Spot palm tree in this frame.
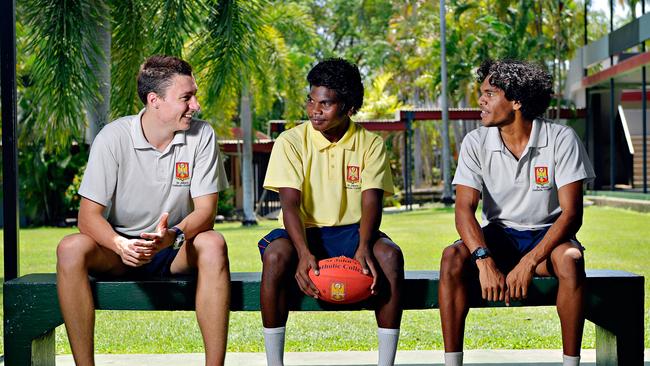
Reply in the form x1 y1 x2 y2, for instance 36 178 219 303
19 0 205 149
19 0 315 225
19 0 106 151
192 0 316 225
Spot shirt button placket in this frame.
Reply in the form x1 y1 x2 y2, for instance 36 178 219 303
157 155 167 182
328 150 335 179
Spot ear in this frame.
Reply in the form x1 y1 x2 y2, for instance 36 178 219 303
512 100 522 111
147 92 161 109
346 108 355 117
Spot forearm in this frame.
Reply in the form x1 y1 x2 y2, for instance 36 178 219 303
524 211 581 266
174 206 216 240
455 206 486 253
454 185 504 276
174 193 219 241
278 188 310 257
359 189 383 248
78 210 124 254
524 180 584 266
282 206 310 256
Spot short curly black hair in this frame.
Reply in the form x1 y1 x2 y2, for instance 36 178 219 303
477 59 553 121
307 58 364 115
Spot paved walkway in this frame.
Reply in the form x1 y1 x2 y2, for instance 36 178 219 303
47 349 650 366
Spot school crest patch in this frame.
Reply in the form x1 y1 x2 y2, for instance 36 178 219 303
174 162 191 186
346 165 361 189
533 166 550 191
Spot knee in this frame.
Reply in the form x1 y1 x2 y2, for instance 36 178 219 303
194 231 229 267
440 244 467 279
262 249 292 269
262 244 294 277
374 244 404 273
555 247 584 282
56 235 91 272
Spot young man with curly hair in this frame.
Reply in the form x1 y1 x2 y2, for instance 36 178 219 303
258 58 404 366
439 59 595 366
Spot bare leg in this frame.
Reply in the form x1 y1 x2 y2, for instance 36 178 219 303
439 241 473 352
535 242 585 357
56 233 126 366
372 238 404 328
172 231 230 366
260 238 297 328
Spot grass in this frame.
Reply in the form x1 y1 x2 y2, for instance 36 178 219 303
0 205 648 354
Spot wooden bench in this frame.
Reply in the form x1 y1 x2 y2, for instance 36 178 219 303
3 270 644 365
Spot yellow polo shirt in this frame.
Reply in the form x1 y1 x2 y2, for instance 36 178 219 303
264 121 393 228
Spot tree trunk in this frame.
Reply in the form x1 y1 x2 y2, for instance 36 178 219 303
240 84 257 225
85 10 111 144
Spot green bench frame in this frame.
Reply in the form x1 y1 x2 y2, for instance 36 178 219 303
3 270 644 365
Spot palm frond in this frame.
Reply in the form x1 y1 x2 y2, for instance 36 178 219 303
191 0 266 114
110 0 152 118
20 0 107 151
151 0 208 57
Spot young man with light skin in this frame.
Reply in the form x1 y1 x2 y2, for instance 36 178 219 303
56 55 230 366
259 58 404 366
439 59 595 366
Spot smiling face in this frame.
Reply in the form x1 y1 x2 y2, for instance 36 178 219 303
478 77 519 128
150 74 200 132
306 85 351 141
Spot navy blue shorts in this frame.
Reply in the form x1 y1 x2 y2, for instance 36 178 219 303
131 245 180 278
258 223 394 259
118 233 180 278
478 223 583 273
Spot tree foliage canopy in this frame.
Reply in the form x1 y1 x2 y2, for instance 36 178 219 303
12 0 610 224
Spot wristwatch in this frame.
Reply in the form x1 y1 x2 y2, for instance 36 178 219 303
471 247 491 261
171 226 185 250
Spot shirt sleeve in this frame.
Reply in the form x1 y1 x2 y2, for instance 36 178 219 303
78 133 118 207
554 127 596 188
452 133 484 191
190 124 227 198
361 135 394 195
263 135 303 192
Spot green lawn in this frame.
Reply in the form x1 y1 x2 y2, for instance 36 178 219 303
0 205 648 354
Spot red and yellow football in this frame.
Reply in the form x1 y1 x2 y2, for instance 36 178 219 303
308 256 373 304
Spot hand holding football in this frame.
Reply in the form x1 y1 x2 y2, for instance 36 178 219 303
308 256 373 304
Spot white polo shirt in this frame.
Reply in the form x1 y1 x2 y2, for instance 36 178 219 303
79 110 229 237
452 118 595 230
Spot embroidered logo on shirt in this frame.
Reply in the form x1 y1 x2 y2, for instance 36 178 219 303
533 166 550 191
174 162 191 186
346 165 361 189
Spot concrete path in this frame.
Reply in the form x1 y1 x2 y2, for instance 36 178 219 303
47 349 650 366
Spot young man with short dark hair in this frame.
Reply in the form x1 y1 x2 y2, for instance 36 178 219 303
439 59 595 366
259 58 404 366
57 55 231 366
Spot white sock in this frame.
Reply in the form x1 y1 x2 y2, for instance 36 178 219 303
263 326 285 366
377 327 400 366
563 354 580 366
444 351 463 366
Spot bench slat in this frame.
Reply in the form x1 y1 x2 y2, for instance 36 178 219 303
3 270 645 366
